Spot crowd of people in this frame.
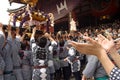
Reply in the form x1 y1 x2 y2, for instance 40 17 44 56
0 19 120 80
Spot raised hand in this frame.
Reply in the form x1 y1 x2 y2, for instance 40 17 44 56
68 36 106 57
44 33 50 38
97 34 115 53
16 28 20 35
31 27 36 38
32 27 36 33
7 24 11 32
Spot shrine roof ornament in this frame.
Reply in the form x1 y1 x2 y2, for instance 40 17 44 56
9 0 38 6
7 0 81 33
8 0 81 21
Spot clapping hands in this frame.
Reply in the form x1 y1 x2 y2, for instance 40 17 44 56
68 34 115 57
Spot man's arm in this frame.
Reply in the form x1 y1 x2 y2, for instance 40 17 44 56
98 50 115 75
108 40 120 68
68 36 115 75
109 48 120 68
20 29 27 42
7 24 12 41
97 34 120 68
31 27 36 39
0 23 5 50
7 19 12 39
15 28 21 42
44 33 55 42
44 33 57 46
30 27 37 52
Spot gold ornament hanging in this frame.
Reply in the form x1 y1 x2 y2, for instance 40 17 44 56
22 0 38 7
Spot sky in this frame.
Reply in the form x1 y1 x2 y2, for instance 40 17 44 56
0 0 24 25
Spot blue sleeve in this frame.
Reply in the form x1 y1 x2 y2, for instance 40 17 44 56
82 55 98 78
0 34 4 50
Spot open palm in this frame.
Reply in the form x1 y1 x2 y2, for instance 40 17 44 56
97 34 115 52
68 36 105 56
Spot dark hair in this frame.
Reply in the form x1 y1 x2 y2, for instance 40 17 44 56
3 25 7 30
59 40 65 47
37 37 47 48
19 28 26 35
24 34 30 41
69 36 73 40
30 25 36 29
11 27 16 31
21 43 27 50
35 30 44 35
